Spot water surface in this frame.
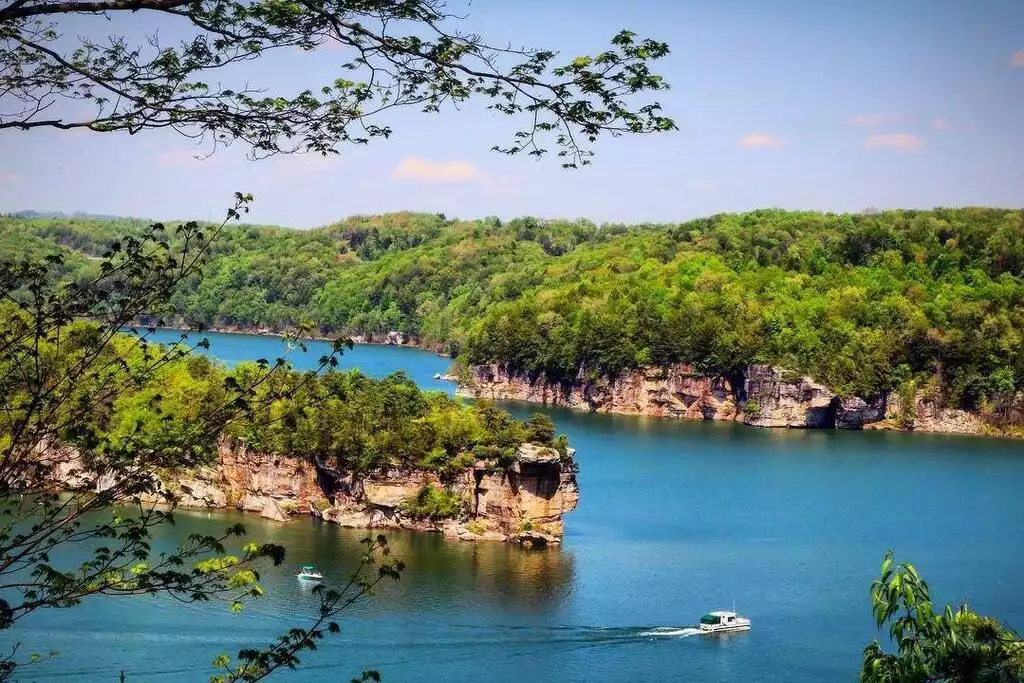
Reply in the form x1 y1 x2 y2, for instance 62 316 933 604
14 331 1024 682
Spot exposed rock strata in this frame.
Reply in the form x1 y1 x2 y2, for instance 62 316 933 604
144 444 322 520
141 441 578 545
463 363 742 421
459 363 1007 437
311 443 578 546
863 395 986 435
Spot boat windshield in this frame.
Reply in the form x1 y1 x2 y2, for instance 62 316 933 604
700 614 720 625
301 565 316 571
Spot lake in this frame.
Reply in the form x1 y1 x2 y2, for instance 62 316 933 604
13 330 1024 682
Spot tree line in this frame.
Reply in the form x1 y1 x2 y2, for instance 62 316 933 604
4 207 1022 412
0 310 560 480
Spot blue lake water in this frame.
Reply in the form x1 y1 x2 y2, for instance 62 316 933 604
12 331 1024 682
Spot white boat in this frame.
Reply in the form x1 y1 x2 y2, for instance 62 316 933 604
296 564 324 581
698 610 751 633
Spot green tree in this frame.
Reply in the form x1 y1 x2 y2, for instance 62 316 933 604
525 413 557 445
5 206 1024 418
861 550 1024 682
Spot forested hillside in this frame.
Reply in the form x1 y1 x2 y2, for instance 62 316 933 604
2 207 1022 411
0 308 558 479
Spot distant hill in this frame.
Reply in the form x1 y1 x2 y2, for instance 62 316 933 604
7 210 137 221
2 207 1023 415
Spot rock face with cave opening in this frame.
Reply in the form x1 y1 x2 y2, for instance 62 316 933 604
458 363 992 436
120 440 579 545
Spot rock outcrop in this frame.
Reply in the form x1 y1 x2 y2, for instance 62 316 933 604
862 395 987 435
741 365 836 428
146 443 323 521
146 441 579 545
310 443 579 546
458 363 1009 437
464 363 741 421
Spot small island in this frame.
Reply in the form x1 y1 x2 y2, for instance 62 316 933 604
44 348 579 546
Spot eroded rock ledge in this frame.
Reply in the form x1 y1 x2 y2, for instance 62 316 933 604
144 441 579 546
458 363 997 437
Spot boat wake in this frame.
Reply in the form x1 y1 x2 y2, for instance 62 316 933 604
636 626 703 638
440 623 705 646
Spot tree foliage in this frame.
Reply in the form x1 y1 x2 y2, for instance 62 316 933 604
525 413 556 445
230 366 552 476
862 550 1024 682
7 207 1023 412
0 0 675 164
399 484 464 520
0 201 409 681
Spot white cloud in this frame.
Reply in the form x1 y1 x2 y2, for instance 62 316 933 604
1011 49 1024 67
931 117 952 132
391 156 488 182
865 133 926 152
737 132 786 149
0 171 16 182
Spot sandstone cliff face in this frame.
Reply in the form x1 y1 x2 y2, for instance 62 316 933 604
309 443 578 546
471 443 580 545
459 363 1002 437
742 365 836 428
862 394 986 435
156 441 578 545
464 363 741 420
148 442 323 521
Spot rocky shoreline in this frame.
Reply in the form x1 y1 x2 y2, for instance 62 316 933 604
135 323 1017 439
458 363 1015 438
137 441 579 546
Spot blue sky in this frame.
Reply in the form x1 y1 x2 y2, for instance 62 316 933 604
1 0 1022 228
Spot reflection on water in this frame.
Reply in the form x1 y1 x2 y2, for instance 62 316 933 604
170 509 575 616
466 541 576 608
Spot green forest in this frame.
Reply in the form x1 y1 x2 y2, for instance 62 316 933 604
2 207 1023 412
0 311 560 482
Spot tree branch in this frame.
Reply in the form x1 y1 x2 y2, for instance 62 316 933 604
0 0 189 22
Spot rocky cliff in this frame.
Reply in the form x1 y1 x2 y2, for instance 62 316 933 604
149 444 323 522
459 363 1000 437
150 441 579 546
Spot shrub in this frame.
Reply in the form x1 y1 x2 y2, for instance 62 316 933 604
897 380 917 429
744 400 762 417
554 434 570 459
525 413 556 445
400 484 464 520
464 520 487 535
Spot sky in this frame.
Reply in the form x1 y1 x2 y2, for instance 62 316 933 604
1 0 1023 228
